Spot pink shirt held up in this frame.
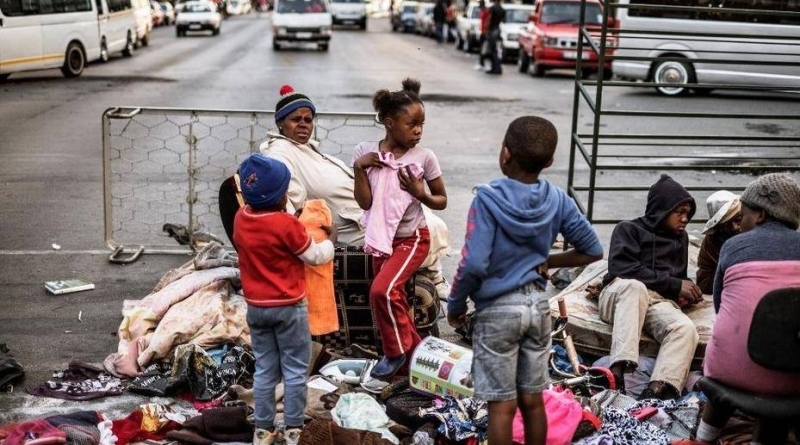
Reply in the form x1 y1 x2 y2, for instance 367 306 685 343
352 141 442 255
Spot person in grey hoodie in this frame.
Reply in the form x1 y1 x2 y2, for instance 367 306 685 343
600 173 702 401
447 116 603 445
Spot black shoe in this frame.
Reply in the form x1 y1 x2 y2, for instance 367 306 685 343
637 388 658 401
371 355 406 380
486 70 502 75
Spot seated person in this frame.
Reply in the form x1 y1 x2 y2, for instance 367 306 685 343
696 190 741 294
691 173 800 444
599 174 702 400
258 85 450 292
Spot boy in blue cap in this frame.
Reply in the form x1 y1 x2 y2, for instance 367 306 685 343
234 153 337 445
447 116 603 445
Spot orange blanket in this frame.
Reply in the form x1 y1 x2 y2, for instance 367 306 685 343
299 199 338 335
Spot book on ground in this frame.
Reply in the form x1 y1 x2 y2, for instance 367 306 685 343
44 279 95 295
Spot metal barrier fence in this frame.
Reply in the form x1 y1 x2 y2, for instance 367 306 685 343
103 107 380 258
568 0 800 224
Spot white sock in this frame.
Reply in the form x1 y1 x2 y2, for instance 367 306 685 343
695 420 721 442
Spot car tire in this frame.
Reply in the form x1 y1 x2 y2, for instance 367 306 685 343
0 74 10 82
213 26 220 35
319 42 329 51
60 41 85 78
141 30 150 47
122 33 134 57
99 38 109 62
273 40 281 50
518 50 530 73
651 57 694 96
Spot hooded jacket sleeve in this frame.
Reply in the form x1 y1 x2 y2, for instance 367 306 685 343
607 223 683 299
559 195 603 257
447 197 496 316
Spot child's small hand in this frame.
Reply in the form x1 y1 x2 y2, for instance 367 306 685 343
399 165 425 199
321 224 338 244
354 153 385 170
447 311 467 328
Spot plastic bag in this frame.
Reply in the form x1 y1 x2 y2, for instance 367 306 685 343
0 343 25 391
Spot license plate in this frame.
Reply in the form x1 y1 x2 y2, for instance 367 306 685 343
189 24 201 29
295 32 312 38
563 51 577 59
342 19 355 24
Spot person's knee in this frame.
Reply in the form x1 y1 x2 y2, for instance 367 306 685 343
518 392 545 412
672 318 699 346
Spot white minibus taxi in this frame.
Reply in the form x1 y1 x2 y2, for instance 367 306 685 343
613 0 800 95
0 0 136 79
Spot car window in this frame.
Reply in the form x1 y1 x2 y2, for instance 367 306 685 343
540 1 602 25
277 0 327 13
505 8 530 23
184 2 211 12
402 4 414 12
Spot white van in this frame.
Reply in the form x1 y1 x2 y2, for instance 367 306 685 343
329 0 367 30
271 0 333 51
0 0 136 79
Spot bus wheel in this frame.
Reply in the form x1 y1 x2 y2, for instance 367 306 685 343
0 74 10 82
122 34 134 57
100 39 110 62
61 42 85 78
652 59 693 96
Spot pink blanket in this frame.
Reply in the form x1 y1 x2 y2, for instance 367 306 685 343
703 260 800 396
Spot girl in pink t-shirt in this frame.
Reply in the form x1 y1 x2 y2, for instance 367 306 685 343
352 78 448 380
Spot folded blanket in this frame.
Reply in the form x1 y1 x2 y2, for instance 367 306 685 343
299 199 338 336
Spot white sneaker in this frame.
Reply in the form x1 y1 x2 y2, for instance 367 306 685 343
253 428 278 445
284 428 302 445
473 64 484 70
435 278 451 301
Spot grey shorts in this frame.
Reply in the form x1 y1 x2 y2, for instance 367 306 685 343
471 284 552 401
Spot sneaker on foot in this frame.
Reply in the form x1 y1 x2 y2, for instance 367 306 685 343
473 64 484 70
284 428 302 445
253 428 278 445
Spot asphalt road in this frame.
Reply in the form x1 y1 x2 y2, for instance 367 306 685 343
1 12 798 421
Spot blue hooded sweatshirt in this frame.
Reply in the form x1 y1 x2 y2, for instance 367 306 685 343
448 178 603 314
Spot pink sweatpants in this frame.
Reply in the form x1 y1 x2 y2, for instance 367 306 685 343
371 228 430 358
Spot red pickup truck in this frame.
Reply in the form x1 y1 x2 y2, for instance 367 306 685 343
517 0 614 78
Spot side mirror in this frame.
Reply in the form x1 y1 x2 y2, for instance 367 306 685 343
607 17 616 28
529 13 537 23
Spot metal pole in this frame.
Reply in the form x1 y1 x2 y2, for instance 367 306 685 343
587 0 610 222
187 111 198 251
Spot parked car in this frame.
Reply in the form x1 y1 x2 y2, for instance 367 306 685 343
160 2 176 24
330 0 368 29
227 0 252 15
415 2 435 36
391 0 418 32
176 0 222 35
454 1 482 52
497 4 532 62
517 0 613 77
271 0 333 51
151 1 165 25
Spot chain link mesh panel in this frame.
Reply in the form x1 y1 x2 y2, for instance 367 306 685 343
103 108 381 253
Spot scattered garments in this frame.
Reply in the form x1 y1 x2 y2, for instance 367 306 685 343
0 343 24 392
419 396 489 443
27 362 122 401
128 343 254 401
299 419 395 445
2 411 101 445
165 406 253 445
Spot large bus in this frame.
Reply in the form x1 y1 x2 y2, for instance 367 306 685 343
0 0 136 80
612 0 800 95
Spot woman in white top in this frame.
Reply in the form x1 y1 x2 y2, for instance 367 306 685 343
259 85 450 287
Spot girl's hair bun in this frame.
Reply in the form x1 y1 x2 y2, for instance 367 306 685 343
401 78 421 95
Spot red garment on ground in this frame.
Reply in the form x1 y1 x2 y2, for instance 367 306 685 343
371 228 430 357
1 420 66 445
112 410 181 445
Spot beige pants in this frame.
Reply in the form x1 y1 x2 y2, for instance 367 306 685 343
598 278 699 392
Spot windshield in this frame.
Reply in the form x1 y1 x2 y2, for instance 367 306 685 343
278 0 328 12
541 1 602 25
184 2 212 12
505 8 531 23
402 4 415 12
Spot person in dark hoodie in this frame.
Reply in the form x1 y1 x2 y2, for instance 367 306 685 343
447 116 603 445
600 173 702 401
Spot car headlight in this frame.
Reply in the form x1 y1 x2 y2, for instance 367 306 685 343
320 25 332 34
274 26 287 35
544 36 559 47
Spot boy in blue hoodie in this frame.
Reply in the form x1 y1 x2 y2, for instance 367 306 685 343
447 116 603 445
